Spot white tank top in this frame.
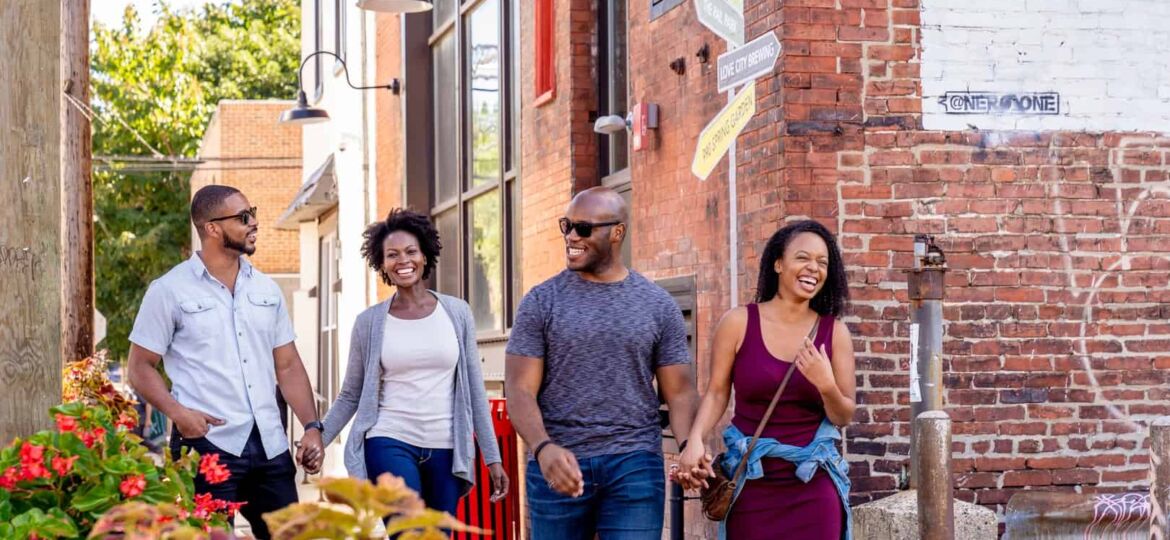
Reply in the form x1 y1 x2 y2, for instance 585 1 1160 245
365 301 458 449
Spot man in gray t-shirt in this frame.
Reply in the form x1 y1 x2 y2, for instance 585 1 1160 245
506 187 700 539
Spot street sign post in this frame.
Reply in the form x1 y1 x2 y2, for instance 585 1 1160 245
694 0 744 47
717 31 781 93
691 81 756 180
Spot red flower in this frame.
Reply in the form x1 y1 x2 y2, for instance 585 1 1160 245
115 413 137 431
55 414 78 433
51 455 79 477
19 462 50 482
19 442 45 465
199 453 231 485
80 427 106 448
193 492 226 519
0 467 18 489
224 500 247 517
119 474 146 498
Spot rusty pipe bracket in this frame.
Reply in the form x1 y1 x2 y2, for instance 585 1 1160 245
907 235 947 301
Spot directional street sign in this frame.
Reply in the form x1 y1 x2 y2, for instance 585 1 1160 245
691 81 756 180
695 0 744 47
717 31 781 93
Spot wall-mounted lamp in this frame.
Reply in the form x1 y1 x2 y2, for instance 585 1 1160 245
279 50 401 125
356 0 433 13
593 103 659 151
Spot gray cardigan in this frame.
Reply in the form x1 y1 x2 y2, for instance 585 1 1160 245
320 292 502 492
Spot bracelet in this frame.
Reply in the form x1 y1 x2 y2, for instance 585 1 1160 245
678 439 689 452
533 440 555 460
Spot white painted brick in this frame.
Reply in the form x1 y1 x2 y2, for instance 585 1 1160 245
921 0 1170 133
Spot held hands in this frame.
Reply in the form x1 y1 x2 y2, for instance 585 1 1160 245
488 463 510 502
174 407 225 438
674 440 715 491
795 337 835 392
296 430 324 474
537 444 584 498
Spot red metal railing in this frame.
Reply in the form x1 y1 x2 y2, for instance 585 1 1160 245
455 398 520 540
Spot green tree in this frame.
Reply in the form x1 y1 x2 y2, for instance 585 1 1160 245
91 0 300 361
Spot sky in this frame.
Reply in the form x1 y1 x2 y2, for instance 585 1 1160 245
90 0 237 30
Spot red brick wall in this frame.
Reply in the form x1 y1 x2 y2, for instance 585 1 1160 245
190 101 303 275
538 0 1170 535
519 0 600 290
375 13 405 300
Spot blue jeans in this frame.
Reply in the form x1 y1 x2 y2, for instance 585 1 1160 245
364 437 462 515
526 450 665 540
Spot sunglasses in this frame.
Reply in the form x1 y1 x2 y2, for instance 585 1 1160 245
559 217 622 238
208 206 258 226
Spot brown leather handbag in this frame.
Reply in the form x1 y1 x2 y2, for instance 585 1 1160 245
700 317 818 521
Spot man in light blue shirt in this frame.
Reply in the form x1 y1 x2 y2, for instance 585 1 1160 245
128 185 323 539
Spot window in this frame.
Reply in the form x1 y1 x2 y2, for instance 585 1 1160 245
430 0 520 334
317 227 340 415
649 0 685 21
599 0 631 267
311 0 324 102
534 0 555 103
334 0 347 67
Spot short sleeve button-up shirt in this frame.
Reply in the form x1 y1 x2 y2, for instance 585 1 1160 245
129 253 295 459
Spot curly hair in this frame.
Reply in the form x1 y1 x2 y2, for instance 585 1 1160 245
361 208 443 285
754 219 849 317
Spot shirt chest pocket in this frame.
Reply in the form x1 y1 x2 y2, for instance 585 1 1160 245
246 293 281 335
178 297 220 339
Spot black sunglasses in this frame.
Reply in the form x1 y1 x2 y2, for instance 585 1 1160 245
559 217 622 238
208 206 258 226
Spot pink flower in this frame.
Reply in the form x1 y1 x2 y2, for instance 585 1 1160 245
119 474 146 498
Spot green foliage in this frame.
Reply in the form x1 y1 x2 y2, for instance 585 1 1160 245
0 402 229 539
91 0 300 361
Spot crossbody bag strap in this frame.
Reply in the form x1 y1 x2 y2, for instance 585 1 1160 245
729 315 820 484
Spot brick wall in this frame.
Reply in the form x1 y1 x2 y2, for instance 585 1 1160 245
537 0 1170 535
190 101 303 275
375 13 405 300
518 0 603 290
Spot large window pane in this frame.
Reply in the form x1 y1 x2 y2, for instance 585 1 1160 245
467 0 501 188
468 190 503 332
434 0 456 28
433 35 459 204
435 210 460 296
609 0 628 172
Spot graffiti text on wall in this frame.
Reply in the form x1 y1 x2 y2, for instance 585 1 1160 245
939 91 1060 116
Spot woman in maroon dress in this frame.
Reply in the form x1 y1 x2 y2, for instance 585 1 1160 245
678 220 856 539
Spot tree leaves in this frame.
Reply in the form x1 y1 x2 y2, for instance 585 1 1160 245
91 0 300 361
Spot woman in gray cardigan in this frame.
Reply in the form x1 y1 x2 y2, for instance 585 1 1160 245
321 209 508 514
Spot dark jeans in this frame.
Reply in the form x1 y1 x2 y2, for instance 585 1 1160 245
526 450 665 540
170 425 298 539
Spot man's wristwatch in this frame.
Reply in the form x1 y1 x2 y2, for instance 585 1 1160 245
303 420 324 433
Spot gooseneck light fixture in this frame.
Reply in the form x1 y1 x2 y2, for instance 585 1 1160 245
356 0 433 13
279 50 401 125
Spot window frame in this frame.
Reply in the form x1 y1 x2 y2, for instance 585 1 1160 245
427 0 520 338
333 0 347 74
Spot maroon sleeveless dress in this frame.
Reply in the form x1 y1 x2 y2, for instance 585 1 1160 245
725 304 843 540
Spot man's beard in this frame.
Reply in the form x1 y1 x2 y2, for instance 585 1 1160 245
223 233 256 256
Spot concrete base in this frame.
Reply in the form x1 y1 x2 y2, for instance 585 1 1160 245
853 490 998 540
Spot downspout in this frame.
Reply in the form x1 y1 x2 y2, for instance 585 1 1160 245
360 7 374 306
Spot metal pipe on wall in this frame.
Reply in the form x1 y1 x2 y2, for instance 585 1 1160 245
908 234 946 488
916 411 955 540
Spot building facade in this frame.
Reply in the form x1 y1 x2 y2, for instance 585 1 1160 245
289 0 1170 536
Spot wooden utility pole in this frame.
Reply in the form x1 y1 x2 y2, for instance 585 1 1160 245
0 1 92 442
61 0 94 364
